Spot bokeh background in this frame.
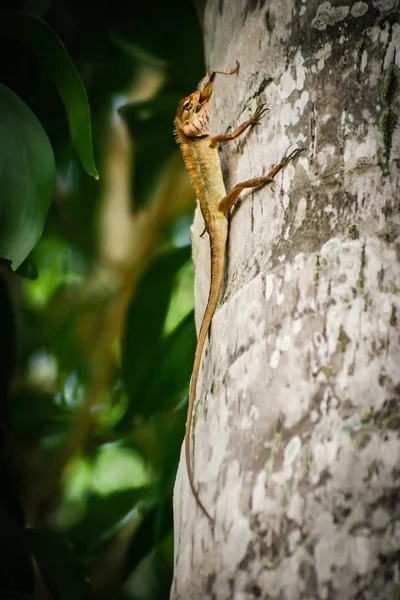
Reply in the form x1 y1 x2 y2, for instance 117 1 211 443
0 1 205 598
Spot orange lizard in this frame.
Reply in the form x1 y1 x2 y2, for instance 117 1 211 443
174 62 303 521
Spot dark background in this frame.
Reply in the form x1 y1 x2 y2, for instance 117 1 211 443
0 0 205 597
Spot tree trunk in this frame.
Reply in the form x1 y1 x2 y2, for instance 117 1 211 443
172 1 400 598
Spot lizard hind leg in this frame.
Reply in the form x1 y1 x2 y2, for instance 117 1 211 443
218 149 304 213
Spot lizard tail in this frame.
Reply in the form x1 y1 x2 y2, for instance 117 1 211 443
185 231 227 522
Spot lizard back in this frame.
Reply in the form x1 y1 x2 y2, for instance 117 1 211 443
174 125 228 521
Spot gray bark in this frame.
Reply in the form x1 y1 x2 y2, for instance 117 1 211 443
172 1 400 598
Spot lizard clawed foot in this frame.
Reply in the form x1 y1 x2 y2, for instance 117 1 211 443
285 148 305 161
231 60 240 75
270 148 304 173
249 103 269 125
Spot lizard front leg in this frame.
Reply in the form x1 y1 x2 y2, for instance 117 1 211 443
218 149 304 213
209 105 268 147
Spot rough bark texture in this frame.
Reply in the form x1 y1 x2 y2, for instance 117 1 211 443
172 1 400 598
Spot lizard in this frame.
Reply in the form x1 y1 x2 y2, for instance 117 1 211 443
174 61 303 522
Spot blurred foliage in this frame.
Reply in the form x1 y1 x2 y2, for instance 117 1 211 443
0 0 204 598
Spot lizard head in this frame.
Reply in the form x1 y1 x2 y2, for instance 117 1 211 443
174 75 214 138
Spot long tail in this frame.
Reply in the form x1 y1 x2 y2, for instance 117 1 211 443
185 230 227 522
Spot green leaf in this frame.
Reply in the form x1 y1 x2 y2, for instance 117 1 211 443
27 529 90 600
123 530 174 599
138 312 196 418
121 246 191 402
0 12 98 179
0 85 55 269
119 311 195 429
66 489 148 555
14 257 39 280
127 406 186 493
0 256 38 280
119 93 180 209
122 498 173 582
